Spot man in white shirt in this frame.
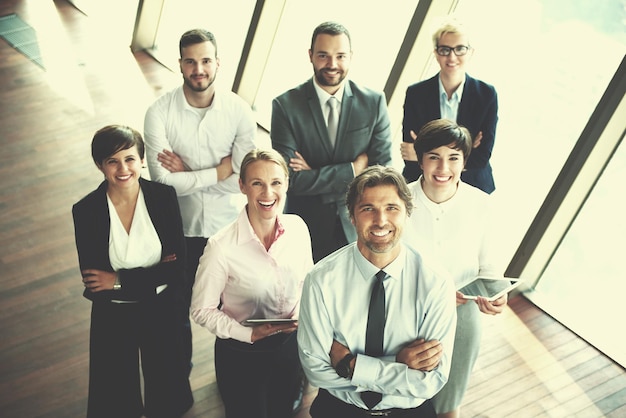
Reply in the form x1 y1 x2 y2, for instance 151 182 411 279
298 165 457 417
144 29 257 374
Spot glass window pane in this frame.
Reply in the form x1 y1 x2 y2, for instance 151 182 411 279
253 0 420 128
536 138 625 366
451 0 626 261
154 0 256 92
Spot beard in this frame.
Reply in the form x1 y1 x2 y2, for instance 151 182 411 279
314 67 346 87
363 231 400 254
183 72 216 92
365 240 396 254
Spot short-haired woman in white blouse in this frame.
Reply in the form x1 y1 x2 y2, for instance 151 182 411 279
403 119 507 418
72 125 193 418
191 148 313 418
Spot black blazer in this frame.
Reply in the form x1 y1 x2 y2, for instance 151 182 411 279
271 78 392 246
402 73 498 193
72 178 187 303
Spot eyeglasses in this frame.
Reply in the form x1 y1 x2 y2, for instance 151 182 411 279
436 45 470 56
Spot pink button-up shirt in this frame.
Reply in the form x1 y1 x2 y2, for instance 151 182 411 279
190 208 313 343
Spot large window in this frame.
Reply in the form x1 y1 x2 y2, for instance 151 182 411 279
534 137 625 365
449 0 626 263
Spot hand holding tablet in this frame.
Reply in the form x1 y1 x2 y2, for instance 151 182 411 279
457 277 522 302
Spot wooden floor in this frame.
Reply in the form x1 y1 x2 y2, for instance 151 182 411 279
0 1 625 417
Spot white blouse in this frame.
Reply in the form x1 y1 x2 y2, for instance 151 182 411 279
403 178 503 289
107 189 163 295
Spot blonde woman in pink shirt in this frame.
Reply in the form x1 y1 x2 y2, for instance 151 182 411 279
191 148 313 418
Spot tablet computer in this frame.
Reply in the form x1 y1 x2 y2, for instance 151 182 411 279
241 318 297 327
457 277 522 302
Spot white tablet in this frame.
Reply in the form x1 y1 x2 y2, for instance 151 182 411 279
457 277 522 302
241 318 297 327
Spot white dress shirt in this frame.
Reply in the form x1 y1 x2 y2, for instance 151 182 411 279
298 243 457 410
190 208 313 343
107 189 165 302
404 178 502 288
313 80 344 126
107 189 162 271
144 86 257 238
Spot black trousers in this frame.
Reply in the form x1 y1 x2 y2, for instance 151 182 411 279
309 212 348 263
87 289 193 418
182 236 209 375
310 388 436 418
214 332 302 418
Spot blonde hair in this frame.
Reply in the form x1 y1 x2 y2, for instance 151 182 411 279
431 16 471 48
239 149 289 182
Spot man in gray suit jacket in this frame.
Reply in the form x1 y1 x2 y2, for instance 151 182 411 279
271 21 392 263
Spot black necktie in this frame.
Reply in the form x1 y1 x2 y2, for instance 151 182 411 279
361 270 386 409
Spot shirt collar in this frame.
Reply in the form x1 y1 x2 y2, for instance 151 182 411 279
313 77 345 106
180 85 221 112
236 206 285 247
351 243 406 283
413 176 460 214
437 74 465 103
274 217 286 241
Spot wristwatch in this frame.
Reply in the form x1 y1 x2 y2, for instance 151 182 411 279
335 353 355 378
113 274 121 290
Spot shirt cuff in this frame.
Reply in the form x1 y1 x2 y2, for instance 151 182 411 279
229 323 254 344
350 353 380 391
196 168 218 188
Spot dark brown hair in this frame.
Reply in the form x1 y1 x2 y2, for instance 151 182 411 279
311 21 351 51
91 125 144 166
179 29 218 57
413 119 473 164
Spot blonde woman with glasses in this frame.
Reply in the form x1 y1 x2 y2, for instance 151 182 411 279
400 16 499 195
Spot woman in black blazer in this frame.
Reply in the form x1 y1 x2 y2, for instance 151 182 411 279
401 17 498 194
72 125 193 418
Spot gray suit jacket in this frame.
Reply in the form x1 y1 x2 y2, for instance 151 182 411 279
271 78 392 260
